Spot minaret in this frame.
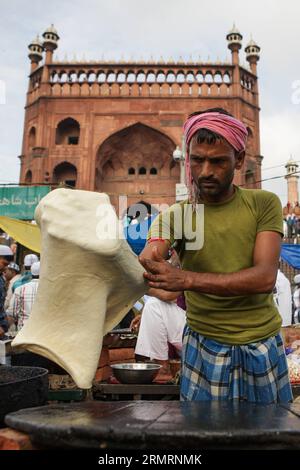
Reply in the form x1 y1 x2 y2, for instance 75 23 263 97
226 24 242 116
41 25 59 85
42 24 59 64
245 38 260 76
285 158 299 205
28 36 43 73
226 24 243 65
245 38 260 108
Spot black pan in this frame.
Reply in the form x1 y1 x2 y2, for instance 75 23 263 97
0 365 48 427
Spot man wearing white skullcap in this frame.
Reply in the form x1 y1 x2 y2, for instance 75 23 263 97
0 245 14 337
12 261 40 332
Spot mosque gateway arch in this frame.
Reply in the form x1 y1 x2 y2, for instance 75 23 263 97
95 123 178 209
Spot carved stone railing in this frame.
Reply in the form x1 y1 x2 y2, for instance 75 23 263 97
27 61 257 105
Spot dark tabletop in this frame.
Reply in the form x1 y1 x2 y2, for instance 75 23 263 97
5 401 300 449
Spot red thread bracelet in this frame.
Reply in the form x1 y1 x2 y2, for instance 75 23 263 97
147 237 167 244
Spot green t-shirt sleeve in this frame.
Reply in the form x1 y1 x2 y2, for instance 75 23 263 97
147 202 185 245
256 191 283 236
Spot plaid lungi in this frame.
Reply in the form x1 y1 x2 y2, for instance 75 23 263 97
180 325 293 403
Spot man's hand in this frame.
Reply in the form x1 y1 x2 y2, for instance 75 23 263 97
130 314 141 333
148 287 182 302
139 246 189 291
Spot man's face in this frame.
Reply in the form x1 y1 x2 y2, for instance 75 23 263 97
189 136 245 202
0 257 9 273
4 268 15 282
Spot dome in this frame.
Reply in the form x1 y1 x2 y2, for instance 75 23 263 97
28 35 43 61
44 24 59 37
43 24 60 41
286 158 298 167
245 38 261 60
226 24 243 41
29 35 43 49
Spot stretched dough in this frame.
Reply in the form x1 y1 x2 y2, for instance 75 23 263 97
12 189 147 389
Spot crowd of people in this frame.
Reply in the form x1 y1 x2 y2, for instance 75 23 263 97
0 245 40 339
284 212 300 239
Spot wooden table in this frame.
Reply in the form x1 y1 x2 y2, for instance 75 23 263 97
5 401 300 450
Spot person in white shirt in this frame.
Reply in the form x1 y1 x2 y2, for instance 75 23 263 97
4 263 21 311
292 274 300 324
11 261 40 332
133 295 186 362
274 269 292 326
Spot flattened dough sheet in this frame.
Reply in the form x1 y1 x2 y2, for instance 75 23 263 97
12 189 147 388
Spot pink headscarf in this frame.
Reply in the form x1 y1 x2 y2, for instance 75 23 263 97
183 112 248 205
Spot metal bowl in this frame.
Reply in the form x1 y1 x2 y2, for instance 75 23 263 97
111 363 162 384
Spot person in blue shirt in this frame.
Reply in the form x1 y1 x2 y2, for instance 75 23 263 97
12 253 39 292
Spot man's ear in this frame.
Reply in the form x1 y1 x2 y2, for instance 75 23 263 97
235 150 245 170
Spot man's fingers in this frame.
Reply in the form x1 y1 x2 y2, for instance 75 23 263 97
140 258 164 274
143 271 165 282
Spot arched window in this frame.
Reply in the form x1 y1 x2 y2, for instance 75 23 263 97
137 72 146 82
127 72 136 83
224 72 231 84
205 72 213 83
88 73 96 83
245 169 255 187
150 167 157 175
55 118 80 145
214 72 223 83
28 127 36 148
196 72 204 83
176 72 185 83
97 72 106 83
157 73 165 83
117 72 126 83
139 167 147 175
128 167 135 175
166 72 176 83
53 162 77 187
25 170 32 184
246 127 253 138
146 73 156 83
186 73 195 83
107 72 116 83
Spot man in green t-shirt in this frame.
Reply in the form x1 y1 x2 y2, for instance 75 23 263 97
139 107 292 403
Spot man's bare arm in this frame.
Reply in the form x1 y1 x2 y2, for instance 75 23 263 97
139 240 170 263
141 232 281 296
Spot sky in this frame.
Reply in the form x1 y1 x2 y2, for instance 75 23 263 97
0 0 300 205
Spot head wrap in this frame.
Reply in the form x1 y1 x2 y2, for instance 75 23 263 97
183 112 248 206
